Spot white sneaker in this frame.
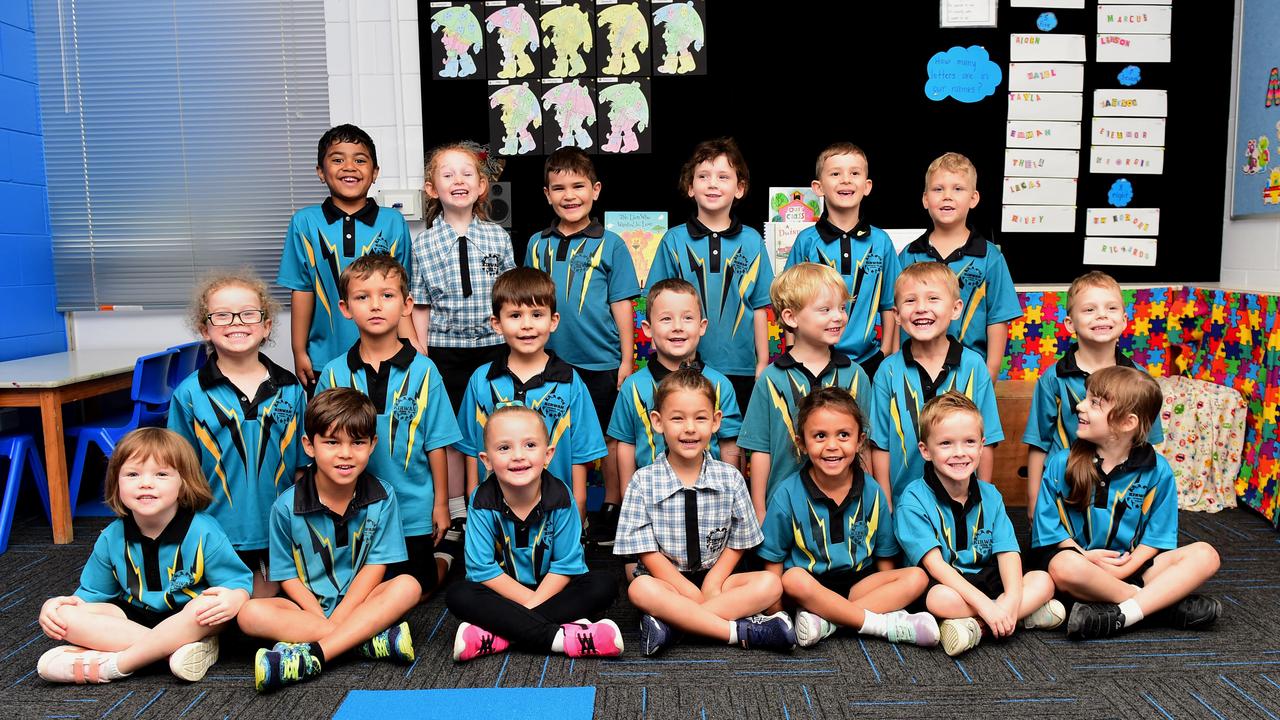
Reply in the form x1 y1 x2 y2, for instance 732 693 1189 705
793 610 837 648
169 636 219 682
940 618 982 657
1024 599 1067 630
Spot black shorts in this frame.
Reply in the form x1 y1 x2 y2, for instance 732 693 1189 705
112 599 178 628
430 344 508 414
928 564 1006 599
387 534 442 592
858 351 885 381
725 374 757 416
1028 545 1159 586
236 548 270 582
573 365 619 435
631 564 709 589
815 565 877 598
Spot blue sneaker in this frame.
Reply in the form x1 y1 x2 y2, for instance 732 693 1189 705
639 614 677 656
736 612 797 651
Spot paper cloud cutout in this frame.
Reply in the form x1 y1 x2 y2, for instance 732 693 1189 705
1118 65 1142 87
925 46 1002 103
1037 12 1057 31
1108 178 1134 208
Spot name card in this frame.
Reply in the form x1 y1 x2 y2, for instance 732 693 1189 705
1090 146 1164 174
1003 177 1079 205
1002 205 1077 233
1092 117 1166 147
1093 89 1168 117
1007 121 1082 149
1008 91 1084 121
1010 34 1087 61
1083 237 1157 267
1086 207 1160 236
1008 63 1085 92
1006 148 1081 178
1097 6 1172 34
1096 34 1171 63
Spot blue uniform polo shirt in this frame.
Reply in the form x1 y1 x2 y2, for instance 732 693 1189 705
645 217 774 376
168 353 307 551
464 471 589 586
785 214 901 365
607 353 741 468
1023 344 1164 455
894 467 1020 575
897 231 1022 361
525 220 641 371
316 339 461 536
455 349 607 486
268 469 408 617
1032 445 1178 552
758 463 899 575
869 338 1004 502
737 350 873 497
277 197 413 371
76 509 253 613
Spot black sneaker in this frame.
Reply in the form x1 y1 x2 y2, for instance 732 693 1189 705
1167 595 1222 630
1066 602 1125 640
736 612 797 651
591 503 621 546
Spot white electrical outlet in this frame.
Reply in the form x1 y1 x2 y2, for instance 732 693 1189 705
378 189 424 221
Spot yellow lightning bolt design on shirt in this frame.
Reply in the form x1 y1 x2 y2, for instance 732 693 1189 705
732 253 761 335
192 417 232 507
404 368 433 471
791 518 817 571
578 240 606 311
633 384 657 461
959 282 987 342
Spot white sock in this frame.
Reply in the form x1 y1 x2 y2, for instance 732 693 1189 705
858 610 888 638
1118 598 1145 627
448 496 468 521
550 629 565 653
102 653 130 680
726 621 738 645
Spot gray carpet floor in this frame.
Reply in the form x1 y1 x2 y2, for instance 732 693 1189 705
0 507 1276 719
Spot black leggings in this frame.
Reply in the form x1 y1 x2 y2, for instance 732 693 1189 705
445 571 618 650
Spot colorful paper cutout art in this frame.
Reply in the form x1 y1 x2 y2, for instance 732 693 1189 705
540 1 596 78
1037 13 1057 31
768 188 823 223
1243 136 1270 175
606 210 668 283
1118 65 1141 87
597 77 652 153
430 3 485 79
764 221 815 273
596 1 651 76
1266 169 1280 206
1269 68 1280 108
489 81 543 156
652 0 706 75
485 3 541 80
541 78 597 151
925 46 1003 103
1108 178 1134 207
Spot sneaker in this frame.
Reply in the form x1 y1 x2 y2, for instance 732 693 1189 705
254 643 321 693
360 621 415 663
169 636 219 681
886 611 941 647
736 611 797 651
639 614 677 656
793 610 837 648
37 647 117 684
561 619 624 658
1066 602 1125 640
452 622 510 662
1024 599 1067 630
1167 594 1223 630
591 503 621 546
939 618 982 657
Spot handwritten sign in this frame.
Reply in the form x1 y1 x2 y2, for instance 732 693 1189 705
926 46 1003 102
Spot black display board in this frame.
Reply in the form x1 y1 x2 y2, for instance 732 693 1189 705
420 2 1234 283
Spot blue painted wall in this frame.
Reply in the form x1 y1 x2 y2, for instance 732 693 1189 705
0 0 65 362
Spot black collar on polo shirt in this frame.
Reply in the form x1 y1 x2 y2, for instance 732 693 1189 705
686 215 743 239
900 336 964 398
292 465 387 519
813 212 870 243
1092 443 1157 508
124 507 196 591
1056 343 1137 378
486 348 575 401
199 352 298 420
540 219 605 240
647 351 704 384
798 462 865 543
472 470 572 547
904 228 988 264
345 339 416 414
321 197 380 226
344 338 416 373
923 464 980 550
773 349 852 386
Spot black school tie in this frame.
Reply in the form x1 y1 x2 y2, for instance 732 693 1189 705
458 236 473 298
683 488 701 570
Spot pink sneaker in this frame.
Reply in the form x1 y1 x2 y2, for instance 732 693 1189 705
452 622 510 662
561 619 624 658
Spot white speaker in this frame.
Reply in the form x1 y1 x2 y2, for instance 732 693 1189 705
490 181 512 228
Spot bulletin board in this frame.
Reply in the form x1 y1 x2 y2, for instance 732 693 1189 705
420 2 1234 283
1231 0 1280 218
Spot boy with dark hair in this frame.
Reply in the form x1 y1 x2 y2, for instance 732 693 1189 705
278 124 415 388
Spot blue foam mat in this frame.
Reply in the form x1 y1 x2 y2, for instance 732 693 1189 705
334 687 596 719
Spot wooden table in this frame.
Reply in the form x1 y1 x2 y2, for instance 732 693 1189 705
0 349 152 544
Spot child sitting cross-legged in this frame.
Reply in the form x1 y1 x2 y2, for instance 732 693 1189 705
447 404 622 661
615 368 796 656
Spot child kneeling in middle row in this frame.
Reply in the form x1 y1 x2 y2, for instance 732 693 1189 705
447 404 622 661
760 387 937 648
616 369 796 656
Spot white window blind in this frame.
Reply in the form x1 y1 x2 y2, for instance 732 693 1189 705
33 0 330 310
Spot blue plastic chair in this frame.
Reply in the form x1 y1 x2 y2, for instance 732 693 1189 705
64 349 177 516
0 434 49 555
167 341 206 390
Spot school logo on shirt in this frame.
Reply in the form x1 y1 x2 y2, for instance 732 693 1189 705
729 252 752 275
863 253 883 276
482 253 504 276
570 252 595 272
168 569 195 593
849 519 868 546
973 527 993 555
392 396 420 423
271 398 296 425
1124 480 1149 510
958 265 985 290
368 237 390 255
706 526 728 554
538 393 569 423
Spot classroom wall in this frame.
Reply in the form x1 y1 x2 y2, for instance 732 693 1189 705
0 0 65 362
1219 0 1280 292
